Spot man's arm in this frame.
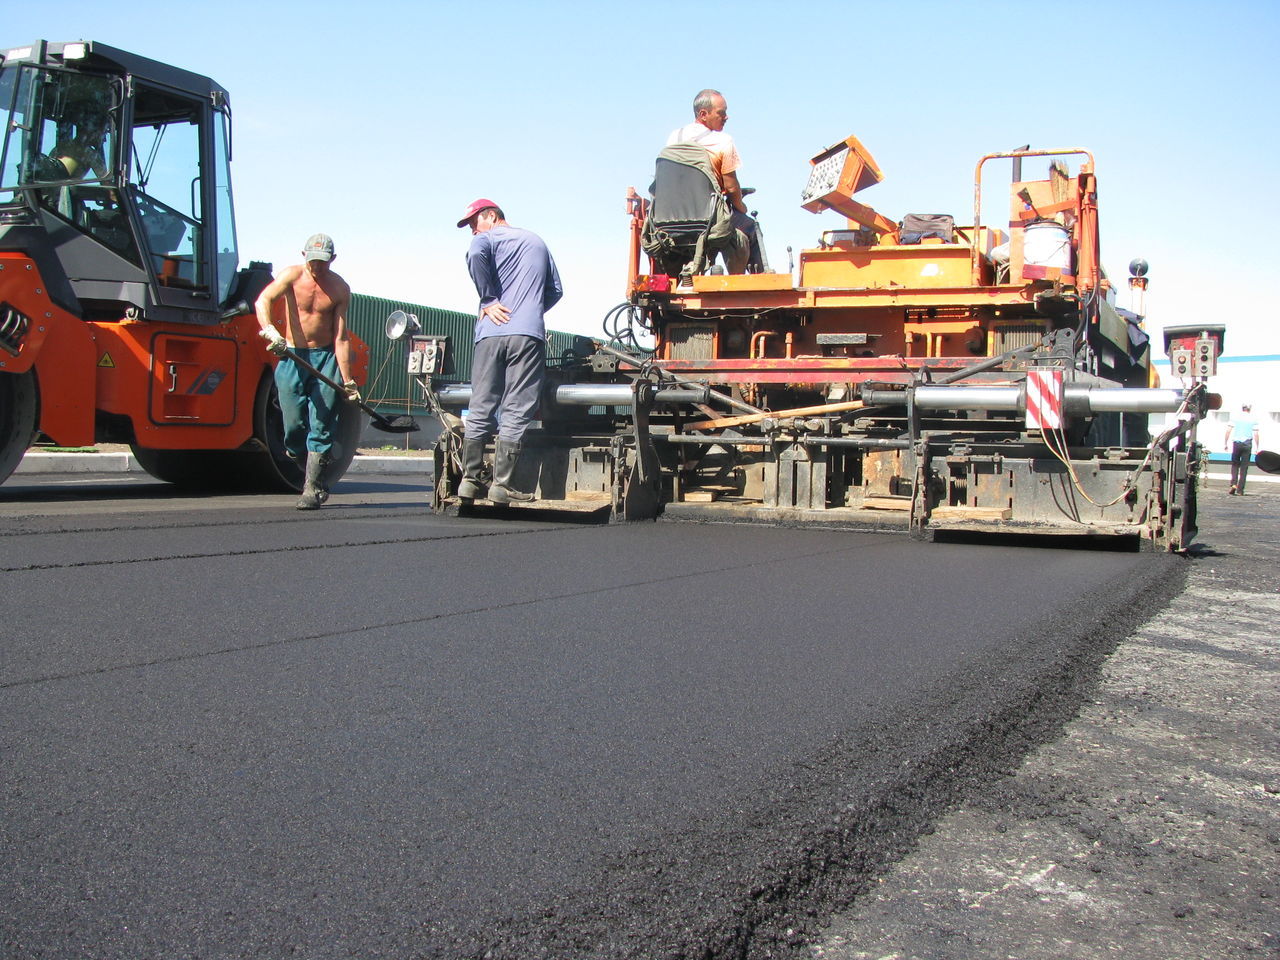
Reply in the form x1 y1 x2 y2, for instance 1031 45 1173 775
467 235 511 324
331 282 354 389
544 256 563 311
254 266 302 354
721 170 748 214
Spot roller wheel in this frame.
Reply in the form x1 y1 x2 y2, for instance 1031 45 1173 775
131 374 360 492
0 370 39 486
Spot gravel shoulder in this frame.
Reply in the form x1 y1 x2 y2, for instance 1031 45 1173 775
811 481 1280 960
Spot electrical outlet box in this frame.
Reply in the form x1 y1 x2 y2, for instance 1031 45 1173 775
1192 336 1218 377
1170 347 1195 379
408 336 446 375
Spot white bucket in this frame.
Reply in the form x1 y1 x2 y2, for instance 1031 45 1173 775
1023 220 1072 270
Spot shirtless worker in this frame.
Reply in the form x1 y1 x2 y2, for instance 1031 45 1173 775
255 233 358 510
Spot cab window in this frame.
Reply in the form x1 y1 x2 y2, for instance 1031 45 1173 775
130 86 205 290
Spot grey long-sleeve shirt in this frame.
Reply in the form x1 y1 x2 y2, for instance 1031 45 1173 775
466 225 563 343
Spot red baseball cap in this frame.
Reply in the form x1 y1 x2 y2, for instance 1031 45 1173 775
457 198 499 228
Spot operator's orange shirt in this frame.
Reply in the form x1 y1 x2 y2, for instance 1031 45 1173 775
666 122 741 190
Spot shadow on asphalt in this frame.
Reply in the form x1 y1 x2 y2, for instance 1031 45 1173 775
0 476 430 504
929 530 1145 552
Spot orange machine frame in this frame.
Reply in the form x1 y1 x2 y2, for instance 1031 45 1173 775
625 140 1105 380
2 252 368 450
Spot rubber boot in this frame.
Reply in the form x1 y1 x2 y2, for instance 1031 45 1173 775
296 451 325 510
315 453 331 505
488 438 535 504
457 438 489 500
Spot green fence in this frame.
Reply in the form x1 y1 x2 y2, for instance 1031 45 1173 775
347 293 594 414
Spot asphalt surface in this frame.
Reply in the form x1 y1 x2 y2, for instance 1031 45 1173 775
811 480 1280 959
0 470 1184 959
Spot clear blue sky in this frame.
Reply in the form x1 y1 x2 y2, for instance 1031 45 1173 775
8 1 1279 357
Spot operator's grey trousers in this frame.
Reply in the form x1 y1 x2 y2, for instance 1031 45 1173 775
464 334 545 442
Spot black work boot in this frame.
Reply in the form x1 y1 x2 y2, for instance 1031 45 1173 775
457 438 489 500
488 438 535 504
296 451 325 510
315 450 332 504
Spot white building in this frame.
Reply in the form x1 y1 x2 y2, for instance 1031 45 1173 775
1150 353 1279 459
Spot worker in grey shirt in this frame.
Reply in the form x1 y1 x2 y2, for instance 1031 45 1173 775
456 198 563 503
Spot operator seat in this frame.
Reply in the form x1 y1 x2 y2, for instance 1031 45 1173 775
641 142 747 283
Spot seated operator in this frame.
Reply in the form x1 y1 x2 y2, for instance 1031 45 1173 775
48 100 110 180
666 88 761 273
31 99 112 224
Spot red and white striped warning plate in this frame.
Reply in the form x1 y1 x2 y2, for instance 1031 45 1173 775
1026 368 1064 430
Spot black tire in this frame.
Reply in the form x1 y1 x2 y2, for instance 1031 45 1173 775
0 370 39 486
131 373 360 492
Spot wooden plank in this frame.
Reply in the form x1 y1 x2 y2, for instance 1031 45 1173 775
564 490 611 502
680 490 721 503
1013 199 1075 220
686 399 865 432
862 496 912 511
930 506 1013 520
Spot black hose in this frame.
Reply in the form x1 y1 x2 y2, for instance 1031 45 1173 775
601 302 654 354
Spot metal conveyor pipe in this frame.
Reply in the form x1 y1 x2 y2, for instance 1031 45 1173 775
864 385 1193 415
432 383 711 408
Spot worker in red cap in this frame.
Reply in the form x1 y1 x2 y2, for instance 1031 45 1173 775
456 200 562 503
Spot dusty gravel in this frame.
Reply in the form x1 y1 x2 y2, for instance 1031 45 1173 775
810 479 1279 960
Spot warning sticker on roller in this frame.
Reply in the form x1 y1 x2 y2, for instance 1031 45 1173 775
1026 368 1063 430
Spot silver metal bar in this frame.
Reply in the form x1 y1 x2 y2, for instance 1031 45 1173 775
866 385 1190 415
1071 388 1188 414
913 386 1022 410
553 384 712 406
658 434 768 445
658 434 911 450
432 383 711 408
434 384 474 406
802 437 913 449
594 342 766 416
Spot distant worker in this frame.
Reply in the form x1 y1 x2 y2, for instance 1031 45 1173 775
255 233 358 510
456 199 562 504
1225 403 1260 495
666 88 761 272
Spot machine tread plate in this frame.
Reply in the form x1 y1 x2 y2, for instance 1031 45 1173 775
924 515 1145 538
662 500 911 532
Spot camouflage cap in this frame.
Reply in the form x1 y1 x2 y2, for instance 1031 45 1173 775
303 233 335 262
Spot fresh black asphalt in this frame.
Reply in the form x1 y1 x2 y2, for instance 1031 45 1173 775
0 475 1183 958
